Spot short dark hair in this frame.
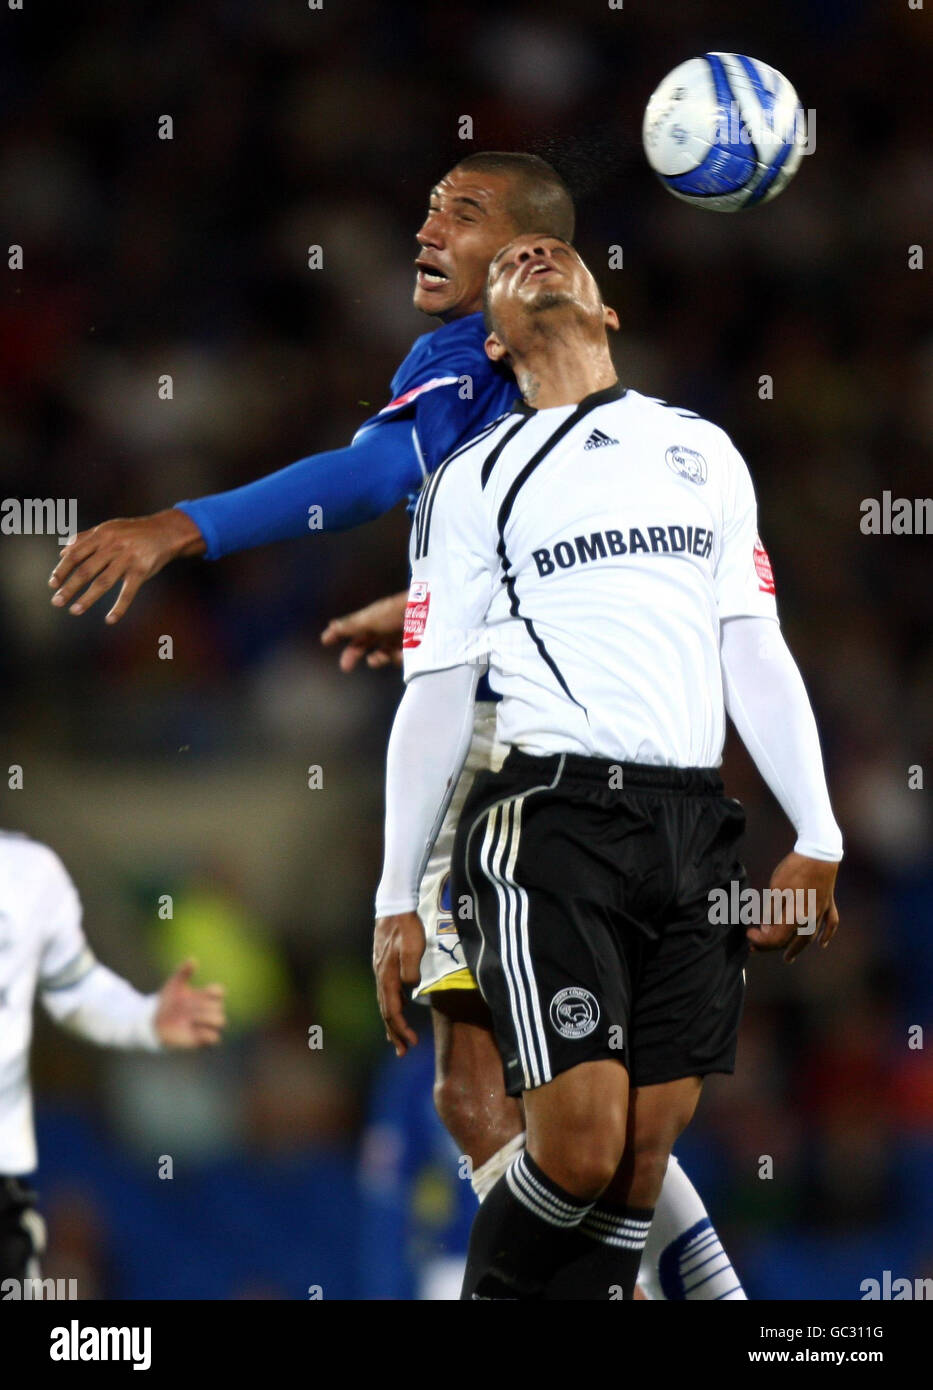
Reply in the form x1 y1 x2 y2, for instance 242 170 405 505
453 151 575 242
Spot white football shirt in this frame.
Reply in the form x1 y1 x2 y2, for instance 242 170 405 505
0 833 160 1175
403 384 778 767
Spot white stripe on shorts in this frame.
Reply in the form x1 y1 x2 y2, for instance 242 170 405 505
481 798 551 1089
462 755 566 1092
479 805 535 1088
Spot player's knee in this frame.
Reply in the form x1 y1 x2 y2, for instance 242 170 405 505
432 1071 477 1150
535 1116 627 1200
433 1069 515 1160
563 1144 623 1200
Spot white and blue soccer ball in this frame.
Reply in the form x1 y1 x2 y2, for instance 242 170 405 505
642 53 805 211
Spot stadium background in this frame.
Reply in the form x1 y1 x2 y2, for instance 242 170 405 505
2 0 931 1299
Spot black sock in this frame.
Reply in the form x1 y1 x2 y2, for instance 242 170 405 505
542 1202 654 1300
461 1152 594 1300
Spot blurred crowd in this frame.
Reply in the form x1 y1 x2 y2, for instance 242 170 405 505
1 0 931 1297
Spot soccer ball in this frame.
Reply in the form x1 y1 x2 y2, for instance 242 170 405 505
642 53 805 212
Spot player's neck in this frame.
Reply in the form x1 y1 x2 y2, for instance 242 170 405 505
512 329 617 411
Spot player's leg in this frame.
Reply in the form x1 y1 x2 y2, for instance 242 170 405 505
638 1152 746 1300
543 1076 702 1300
429 988 523 1173
461 1057 629 1300
628 782 750 1301
453 752 641 1300
430 984 744 1295
428 742 747 1300
551 770 751 1299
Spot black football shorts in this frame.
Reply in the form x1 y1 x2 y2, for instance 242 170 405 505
451 749 750 1096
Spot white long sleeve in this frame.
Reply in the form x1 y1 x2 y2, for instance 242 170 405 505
41 959 162 1051
375 664 480 916
720 616 843 861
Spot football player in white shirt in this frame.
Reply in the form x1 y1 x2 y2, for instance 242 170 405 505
0 831 226 1284
374 234 842 1299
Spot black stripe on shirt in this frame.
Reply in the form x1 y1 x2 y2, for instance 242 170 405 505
495 383 625 537
487 386 627 718
414 416 504 559
481 415 532 489
499 543 589 719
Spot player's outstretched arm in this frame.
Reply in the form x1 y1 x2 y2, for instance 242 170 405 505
720 615 842 963
48 415 423 622
153 958 227 1048
321 590 408 672
49 509 207 624
42 952 224 1049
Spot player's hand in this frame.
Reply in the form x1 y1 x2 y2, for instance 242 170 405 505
154 959 227 1047
745 852 840 963
373 911 424 1056
321 591 408 672
48 508 206 624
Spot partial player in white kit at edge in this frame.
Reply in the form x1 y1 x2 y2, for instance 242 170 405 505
374 234 843 1298
0 831 226 1286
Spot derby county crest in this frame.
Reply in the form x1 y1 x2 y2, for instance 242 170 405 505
665 445 707 485
549 987 600 1039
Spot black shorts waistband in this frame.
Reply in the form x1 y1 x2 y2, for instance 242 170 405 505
502 748 724 795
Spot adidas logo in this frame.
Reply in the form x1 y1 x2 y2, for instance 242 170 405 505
583 428 618 450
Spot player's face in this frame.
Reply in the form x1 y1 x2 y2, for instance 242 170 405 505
485 235 612 348
414 168 521 321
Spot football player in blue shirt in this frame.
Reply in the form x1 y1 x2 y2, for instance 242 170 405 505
49 152 743 1301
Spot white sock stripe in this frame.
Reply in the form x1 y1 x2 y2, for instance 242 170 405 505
604 1240 647 1251
680 1236 723 1271
513 1154 588 1219
587 1226 652 1243
581 1208 652 1249
670 1220 747 1301
584 1212 652 1234
506 1160 587 1228
509 1172 581 1228
683 1251 730 1284
684 1263 732 1295
586 1211 653 1227
683 1227 719 1252
584 1230 648 1250
585 1222 653 1241
506 1173 578 1229
583 1223 650 1234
